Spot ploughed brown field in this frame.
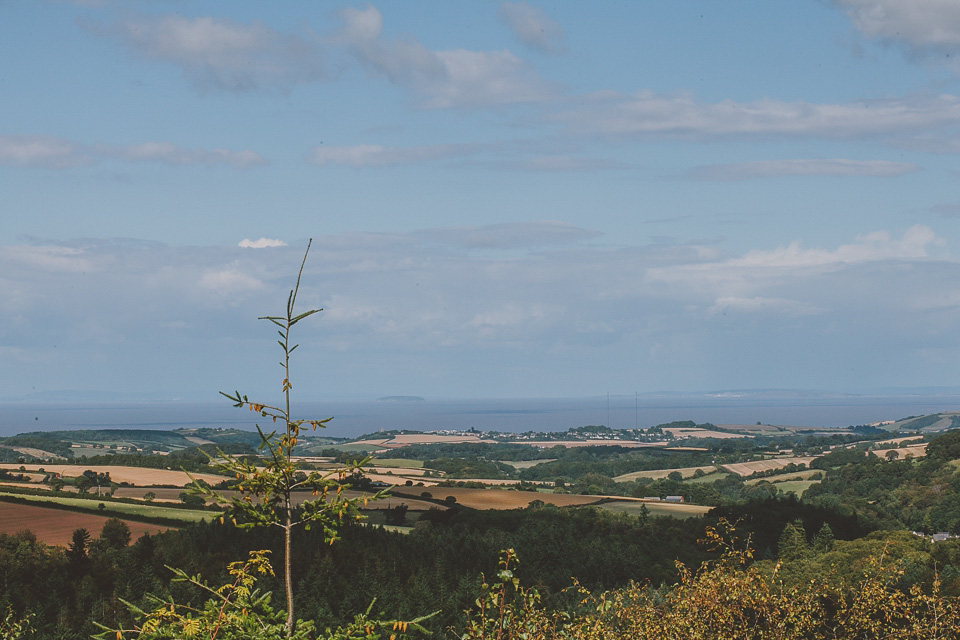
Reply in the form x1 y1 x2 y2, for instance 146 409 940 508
0 502 172 546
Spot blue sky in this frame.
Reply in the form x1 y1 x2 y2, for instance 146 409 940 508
4 1 960 401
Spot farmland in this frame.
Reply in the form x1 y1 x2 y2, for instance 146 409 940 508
870 443 928 459
0 501 172 546
0 491 215 523
613 465 719 482
0 463 226 487
596 500 711 519
722 456 819 477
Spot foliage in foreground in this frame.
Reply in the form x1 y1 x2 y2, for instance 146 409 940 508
459 522 960 640
94 550 433 640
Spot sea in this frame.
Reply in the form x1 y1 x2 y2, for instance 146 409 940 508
2 391 960 439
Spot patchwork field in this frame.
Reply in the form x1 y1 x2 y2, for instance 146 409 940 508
422 487 605 509
662 427 747 440
596 500 712 519
721 457 819 477
870 444 928 459
764 480 818 496
745 469 823 485
355 434 488 448
0 445 62 459
613 465 718 482
498 459 556 469
716 424 792 434
112 487 444 512
0 464 226 487
0 492 215 522
0 501 174 546
369 458 425 469
872 437 926 448
518 439 650 448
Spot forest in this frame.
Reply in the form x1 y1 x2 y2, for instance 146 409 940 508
3 429 960 638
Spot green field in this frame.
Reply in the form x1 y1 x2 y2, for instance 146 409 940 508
370 458 424 469
745 469 823 485
498 459 556 469
681 470 731 484
322 443 385 453
596 500 711 520
767 480 818 496
0 491 217 523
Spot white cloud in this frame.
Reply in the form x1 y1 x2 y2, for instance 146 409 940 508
0 135 264 169
0 135 91 169
198 266 265 295
5 228 960 397
708 296 822 316
687 158 919 180
837 0 960 56
309 144 467 167
111 142 266 167
558 92 960 140
498 3 565 54
648 225 943 300
337 6 554 107
102 14 324 92
239 238 287 248
418 221 599 249
0 245 95 273
505 155 627 172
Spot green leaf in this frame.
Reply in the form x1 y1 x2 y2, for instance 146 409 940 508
289 308 322 325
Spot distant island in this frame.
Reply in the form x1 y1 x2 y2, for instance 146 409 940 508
376 395 426 402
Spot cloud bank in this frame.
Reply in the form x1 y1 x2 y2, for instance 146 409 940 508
2 225 958 397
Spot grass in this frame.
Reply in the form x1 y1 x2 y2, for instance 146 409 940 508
369 458 424 469
596 500 711 520
321 443 385 453
744 469 823 485
0 491 216 523
498 459 556 469
767 480 818 496
683 470 731 484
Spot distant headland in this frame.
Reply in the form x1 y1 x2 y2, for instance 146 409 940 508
376 396 426 403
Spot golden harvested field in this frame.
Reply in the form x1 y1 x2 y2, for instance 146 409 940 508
0 445 62 459
871 444 927 459
0 464 226 487
721 457 819 477
0 501 173 546
613 465 718 482
422 487 606 509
